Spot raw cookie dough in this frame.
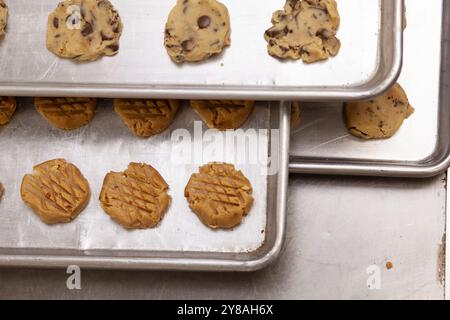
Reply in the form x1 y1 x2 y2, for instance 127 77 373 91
34 97 97 130
291 102 301 128
114 99 180 137
190 100 255 130
46 0 123 61
164 0 231 63
264 0 341 63
0 97 16 126
184 162 254 229
21 159 90 224
344 83 415 140
0 0 8 37
99 163 171 229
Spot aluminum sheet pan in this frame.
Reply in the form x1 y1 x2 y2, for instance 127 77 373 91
289 0 450 178
0 0 402 101
0 101 290 271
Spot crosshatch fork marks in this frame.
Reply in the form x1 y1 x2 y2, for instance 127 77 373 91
20 159 90 224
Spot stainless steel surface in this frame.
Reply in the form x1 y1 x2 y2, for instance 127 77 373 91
0 101 290 271
0 0 402 101
289 0 450 178
0 174 446 299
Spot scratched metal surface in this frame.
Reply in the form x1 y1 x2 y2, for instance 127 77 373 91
0 101 290 271
0 0 402 100
289 0 448 177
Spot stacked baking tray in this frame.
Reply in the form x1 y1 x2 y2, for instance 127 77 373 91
290 0 449 178
0 0 401 100
0 0 406 271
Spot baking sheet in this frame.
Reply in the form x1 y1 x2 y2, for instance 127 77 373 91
289 0 450 177
0 101 290 270
0 0 402 100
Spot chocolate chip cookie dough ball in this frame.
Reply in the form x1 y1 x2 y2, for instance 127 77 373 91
185 162 254 230
0 97 16 126
190 100 255 130
21 159 91 224
46 0 123 61
164 0 231 63
264 0 341 63
0 0 8 37
344 83 415 140
34 97 97 130
99 163 171 229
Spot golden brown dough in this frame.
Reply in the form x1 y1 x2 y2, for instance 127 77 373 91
0 97 16 126
190 100 255 130
21 159 90 224
34 97 97 130
344 83 415 140
114 99 180 137
185 162 254 229
99 163 171 229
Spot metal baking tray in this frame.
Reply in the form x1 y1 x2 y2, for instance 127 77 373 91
289 0 450 178
0 0 402 101
0 101 290 271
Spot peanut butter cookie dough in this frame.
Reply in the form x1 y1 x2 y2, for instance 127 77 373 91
344 83 415 140
0 97 16 126
99 163 171 229
21 159 90 224
46 0 123 61
185 162 254 230
190 100 255 130
264 0 341 63
114 99 180 137
164 0 231 63
34 97 97 130
0 0 8 37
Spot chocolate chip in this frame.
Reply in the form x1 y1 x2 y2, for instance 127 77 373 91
53 17 59 29
107 44 119 52
198 16 211 29
80 6 86 19
316 28 332 39
181 39 194 52
81 22 93 36
265 28 283 38
101 31 114 41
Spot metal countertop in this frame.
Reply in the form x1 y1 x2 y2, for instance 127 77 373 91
0 174 445 299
